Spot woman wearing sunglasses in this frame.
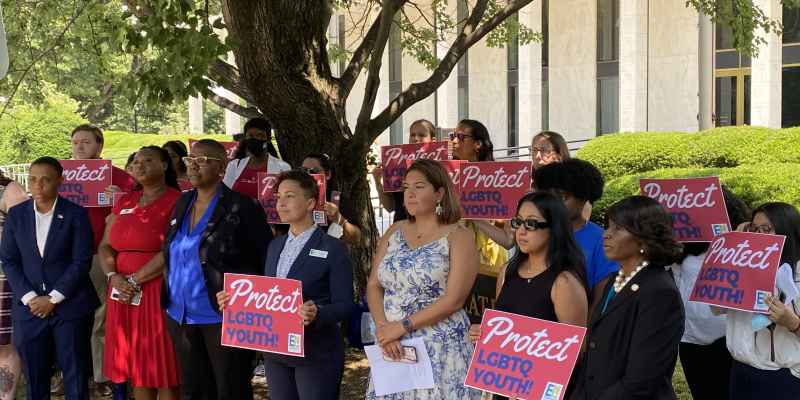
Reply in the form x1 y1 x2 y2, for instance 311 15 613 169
724 202 800 400
469 191 589 399
162 139 273 399
301 153 362 245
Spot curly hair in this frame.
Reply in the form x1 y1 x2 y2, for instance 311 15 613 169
533 158 605 203
607 196 684 267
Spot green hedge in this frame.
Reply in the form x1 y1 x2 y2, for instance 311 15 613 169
577 127 800 180
592 163 800 222
103 131 233 166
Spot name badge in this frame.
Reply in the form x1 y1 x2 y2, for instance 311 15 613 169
309 249 328 259
120 208 135 215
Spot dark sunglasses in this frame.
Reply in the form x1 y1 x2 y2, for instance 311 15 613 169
510 217 550 231
299 167 323 174
448 131 473 141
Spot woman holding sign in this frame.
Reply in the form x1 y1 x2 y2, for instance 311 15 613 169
219 169 354 400
725 202 800 399
571 196 684 400
469 191 589 399
300 153 362 245
98 146 182 400
366 159 481 399
163 139 272 400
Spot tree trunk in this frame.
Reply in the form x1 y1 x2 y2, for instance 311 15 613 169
222 1 376 292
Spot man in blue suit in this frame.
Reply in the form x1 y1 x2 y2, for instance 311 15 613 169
0 157 98 399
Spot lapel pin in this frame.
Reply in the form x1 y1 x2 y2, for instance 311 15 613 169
631 284 639 292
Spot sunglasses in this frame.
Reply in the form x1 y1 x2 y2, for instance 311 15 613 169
746 223 775 234
299 167 323 174
448 131 473 142
182 156 223 166
510 217 551 231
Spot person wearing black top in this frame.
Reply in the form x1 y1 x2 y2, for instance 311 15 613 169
469 191 589 399
570 196 684 400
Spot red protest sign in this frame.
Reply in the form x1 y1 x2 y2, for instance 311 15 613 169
640 177 731 242
189 139 239 160
690 231 785 313
58 159 113 207
465 309 586 400
221 273 305 356
258 173 327 225
403 159 464 194
460 162 531 220
381 142 449 192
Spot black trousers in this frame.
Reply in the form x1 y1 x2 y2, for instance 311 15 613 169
679 338 732 400
15 315 93 400
264 354 344 400
166 318 255 400
730 360 800 400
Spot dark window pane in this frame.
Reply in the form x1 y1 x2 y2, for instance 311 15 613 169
744 75 751 125
597 0 619 61
542 0 549 66
597 77 619 135
542 79 549 131
784 6 800 44
715 50 740 69
783 67 800 127
716 22 735 50
715 76 737 126
784 45 800 65
508 85 518 154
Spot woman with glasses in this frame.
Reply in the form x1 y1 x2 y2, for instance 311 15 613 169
371 119 437 223
469 191 589 399
724 202 800 400
98 146 182 400
163 139 273 399
570 196 684 400
301 153 362 245
531 131 570 170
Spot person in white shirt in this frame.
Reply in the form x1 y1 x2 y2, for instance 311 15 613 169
671 186 750 400
725 202 800 400
223 118 291 197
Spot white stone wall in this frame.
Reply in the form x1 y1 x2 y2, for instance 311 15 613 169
646 1 700 132
750 0 783 128
619 0 648 132
549 0 597 142
468 39 509 149
518 1 544 150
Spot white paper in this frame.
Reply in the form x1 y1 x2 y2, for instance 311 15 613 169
365 337 435 396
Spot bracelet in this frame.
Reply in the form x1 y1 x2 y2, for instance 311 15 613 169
126 275 142 292
791 317 800 334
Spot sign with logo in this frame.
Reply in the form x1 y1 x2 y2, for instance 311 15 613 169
460 162 531 220
381 142 449 192
258 173 327 225
640 177 730 242
58 159 113 207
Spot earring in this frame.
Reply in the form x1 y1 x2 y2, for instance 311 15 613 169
639 248 645 255
435 201 443 216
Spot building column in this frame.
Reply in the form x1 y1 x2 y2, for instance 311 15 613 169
222 54 242 134
188 95 204 134
518 0 543 148
549 0 597 141
435 1 460 134
698 12 714 130
619 0 648 132
750 0 782 128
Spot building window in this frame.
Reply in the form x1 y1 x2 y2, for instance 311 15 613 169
783 6 800 127
596 0 619 135
457 0 470 120
542 0 549 131
507 14 520 155
714 18 751 126
388 22 403 144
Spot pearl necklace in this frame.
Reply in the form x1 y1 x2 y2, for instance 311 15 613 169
613 261 649 293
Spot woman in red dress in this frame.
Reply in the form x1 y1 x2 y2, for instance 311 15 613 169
98 146 181 400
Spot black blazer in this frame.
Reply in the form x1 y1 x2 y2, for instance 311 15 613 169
0 198 99 322
161 184 273 314
264 227 354 366
570 265 684 400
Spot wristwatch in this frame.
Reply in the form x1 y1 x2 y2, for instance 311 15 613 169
401 318 413 334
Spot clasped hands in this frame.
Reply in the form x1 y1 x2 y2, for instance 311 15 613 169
29 296 55 319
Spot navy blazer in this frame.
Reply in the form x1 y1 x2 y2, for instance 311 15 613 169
264 227 354 365
0 197 99 324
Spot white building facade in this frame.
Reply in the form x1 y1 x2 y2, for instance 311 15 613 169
335 0 800 151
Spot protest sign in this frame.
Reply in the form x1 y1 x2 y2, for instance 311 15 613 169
58 159 113 207
258 173 327 225
465 309 586 400
403 159 464 193
640 177 730 242
189 139 239 160
460 162 531 220
690 231 785 313
381 142 449 192
221 273 305 356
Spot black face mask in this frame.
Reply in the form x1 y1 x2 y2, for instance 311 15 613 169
244 138 267 158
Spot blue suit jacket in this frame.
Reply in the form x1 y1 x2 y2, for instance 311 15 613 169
264 227 354 365
0 197 99 326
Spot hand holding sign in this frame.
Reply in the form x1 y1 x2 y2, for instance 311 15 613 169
381 142 449 192
460 162 531 220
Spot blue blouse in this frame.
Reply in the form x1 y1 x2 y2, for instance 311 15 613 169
166 190 222 325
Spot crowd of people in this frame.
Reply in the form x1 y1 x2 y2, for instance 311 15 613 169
0 118 796 400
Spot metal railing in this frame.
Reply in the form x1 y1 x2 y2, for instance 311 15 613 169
493 138 592 160
0 164 30 192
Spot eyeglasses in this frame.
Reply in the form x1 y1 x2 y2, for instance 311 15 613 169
182 156 223 166
531 146 556 155
510 217 551 231
299 167 323 174
746 223 775 234
449 131 473 142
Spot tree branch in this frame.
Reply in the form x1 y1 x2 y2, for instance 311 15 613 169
367 0 533 140
204 92 263 119
207 59 255 104
338 8 384 99
353 0 405 138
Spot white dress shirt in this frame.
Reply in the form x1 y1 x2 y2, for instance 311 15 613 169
21 198 66 306
670 253 727 345
222 155 291 188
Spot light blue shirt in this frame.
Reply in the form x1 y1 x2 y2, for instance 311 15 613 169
275 225 318 278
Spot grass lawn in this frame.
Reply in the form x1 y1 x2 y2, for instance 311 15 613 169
102 131 233 167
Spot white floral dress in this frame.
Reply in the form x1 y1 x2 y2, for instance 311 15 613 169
366 227 481 400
